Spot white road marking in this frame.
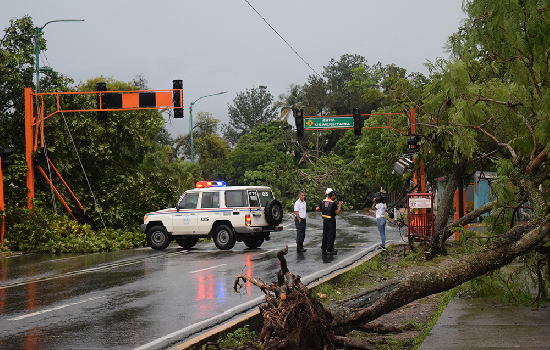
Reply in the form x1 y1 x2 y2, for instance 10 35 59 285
1 251 188 289
188 264 227 274
8 295 107 321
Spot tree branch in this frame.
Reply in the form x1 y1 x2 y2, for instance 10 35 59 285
450 122 517 158
440 200 496 242
526 146 549 172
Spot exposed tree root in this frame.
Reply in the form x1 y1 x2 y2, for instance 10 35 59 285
234 246 375 350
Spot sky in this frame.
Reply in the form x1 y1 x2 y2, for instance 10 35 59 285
2 1 467 137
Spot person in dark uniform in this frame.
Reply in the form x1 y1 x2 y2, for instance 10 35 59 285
316 188 342 255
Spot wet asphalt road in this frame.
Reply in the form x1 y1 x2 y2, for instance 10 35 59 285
0 211 406 350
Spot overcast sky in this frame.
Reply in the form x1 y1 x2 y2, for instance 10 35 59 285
2 1 466 137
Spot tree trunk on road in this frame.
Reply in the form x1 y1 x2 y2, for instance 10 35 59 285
329 214 550 334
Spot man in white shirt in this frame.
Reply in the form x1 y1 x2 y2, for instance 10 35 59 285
294 190 307 252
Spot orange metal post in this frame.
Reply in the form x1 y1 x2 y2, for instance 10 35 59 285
453 189 466 240
24 88 35 209
0 158 4 245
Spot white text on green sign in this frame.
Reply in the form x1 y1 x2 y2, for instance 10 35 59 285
304 117 354 129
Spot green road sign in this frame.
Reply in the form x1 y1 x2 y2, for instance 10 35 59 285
304 116 354 129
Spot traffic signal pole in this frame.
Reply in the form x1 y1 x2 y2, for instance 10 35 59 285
25 88 35 209
23 84 184 218
0 159 4 245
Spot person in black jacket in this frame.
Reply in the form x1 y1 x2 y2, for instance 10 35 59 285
316 188 342 255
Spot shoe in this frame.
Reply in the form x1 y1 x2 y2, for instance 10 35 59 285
322 250 327 255
297 248 307 253
327 249 338 255
380 246 386 251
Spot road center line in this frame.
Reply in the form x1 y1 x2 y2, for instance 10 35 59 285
188 264 227 274
8 295 107 321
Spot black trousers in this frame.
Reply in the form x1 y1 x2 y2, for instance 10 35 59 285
295 218 306 248
322 218 336 251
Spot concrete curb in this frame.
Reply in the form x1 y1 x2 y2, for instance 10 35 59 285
170 244 392 349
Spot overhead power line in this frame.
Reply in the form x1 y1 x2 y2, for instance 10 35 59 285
243 0 321 77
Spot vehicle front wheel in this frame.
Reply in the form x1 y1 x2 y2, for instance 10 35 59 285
175 237 199 249
243 236 264 249
213 225 236 250
146 225 171 250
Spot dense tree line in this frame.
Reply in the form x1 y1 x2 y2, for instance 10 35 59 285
1 0 549 283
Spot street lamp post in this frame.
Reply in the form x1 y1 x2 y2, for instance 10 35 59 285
35 19 84 94
189 91 228 164
34 19 83 213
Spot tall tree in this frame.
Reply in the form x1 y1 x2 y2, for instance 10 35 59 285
224 86 277 145
275 83 304 125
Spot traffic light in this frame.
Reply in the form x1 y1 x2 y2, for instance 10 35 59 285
294 109 304 138
96 82 108 120
0 147 13 169
353 107 362 136
406 136 421 155
173 80 183 118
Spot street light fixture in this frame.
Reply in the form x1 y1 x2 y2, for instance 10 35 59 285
189 91 228 164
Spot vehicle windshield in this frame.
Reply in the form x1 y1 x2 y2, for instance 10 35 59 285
257 190 274 207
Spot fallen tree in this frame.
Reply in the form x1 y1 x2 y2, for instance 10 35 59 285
233 209 549 349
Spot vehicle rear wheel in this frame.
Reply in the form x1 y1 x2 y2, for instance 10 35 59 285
175 237 199 249
265 199 283 225
213 225 235 250
243 236 264 249
146 225 171 250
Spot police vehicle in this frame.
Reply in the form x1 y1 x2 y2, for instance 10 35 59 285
140 181 283 250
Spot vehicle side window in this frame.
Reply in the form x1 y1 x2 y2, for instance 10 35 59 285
179 192 199 209
225 190 247 207
201 192 220 208
248 191 260 207
258 191 274 207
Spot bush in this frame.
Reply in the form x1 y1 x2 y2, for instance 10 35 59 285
4 203 145 253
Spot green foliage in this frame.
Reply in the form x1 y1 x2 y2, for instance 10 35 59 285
454 229 549 306
227 121 299 207
215 325 257 349
5 202 145 253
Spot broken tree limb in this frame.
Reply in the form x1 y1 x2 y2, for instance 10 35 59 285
329 215 550 335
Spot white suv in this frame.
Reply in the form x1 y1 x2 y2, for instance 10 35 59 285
140 182 283 250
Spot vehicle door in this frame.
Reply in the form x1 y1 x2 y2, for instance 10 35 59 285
173 192 200 233
197 191 221 232
224 190 248 223
247 190 263 226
